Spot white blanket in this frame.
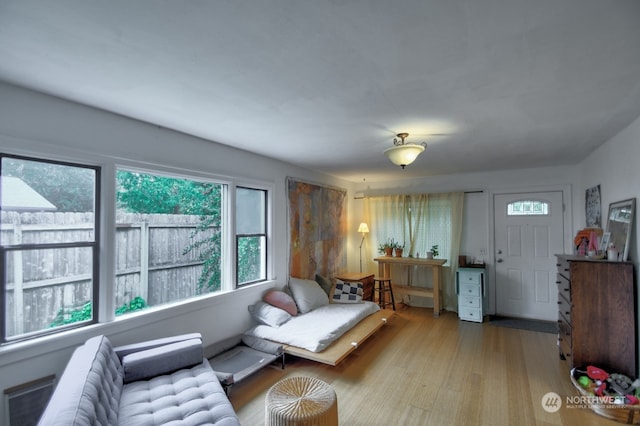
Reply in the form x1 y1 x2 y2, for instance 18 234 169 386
245 301 380 352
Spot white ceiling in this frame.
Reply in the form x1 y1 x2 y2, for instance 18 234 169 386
1 1 640 183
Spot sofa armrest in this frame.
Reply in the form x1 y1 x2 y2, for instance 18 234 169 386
242 334 283 356
121 338 203 383
114 332 202 361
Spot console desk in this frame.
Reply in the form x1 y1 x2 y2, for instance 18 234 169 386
373 256 447 317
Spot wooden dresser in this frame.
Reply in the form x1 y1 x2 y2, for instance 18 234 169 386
556 255 637 378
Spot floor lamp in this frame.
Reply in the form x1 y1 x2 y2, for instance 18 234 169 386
358 222 369 273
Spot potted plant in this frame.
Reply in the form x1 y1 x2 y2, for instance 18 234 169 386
394 242 405 257
377 238 395 256
427 244 439 259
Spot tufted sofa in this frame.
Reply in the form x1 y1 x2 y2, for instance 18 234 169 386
38 333 240 425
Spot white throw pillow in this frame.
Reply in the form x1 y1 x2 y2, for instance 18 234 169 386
331 280 364 304
248 301 292 327
288 277 329 314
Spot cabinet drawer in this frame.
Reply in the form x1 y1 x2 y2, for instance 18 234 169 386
458 271 481 285
459 295 480 309
459 307 482 322
459 283 480 297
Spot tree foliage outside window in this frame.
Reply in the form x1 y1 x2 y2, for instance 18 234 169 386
116 170 223 296
2 157 95 212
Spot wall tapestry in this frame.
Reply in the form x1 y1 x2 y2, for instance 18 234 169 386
287 178 347 279
585 184 602 228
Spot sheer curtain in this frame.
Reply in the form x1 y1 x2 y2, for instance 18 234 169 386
364 192 464 310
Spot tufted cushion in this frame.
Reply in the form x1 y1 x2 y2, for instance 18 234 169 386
119 360 239 425
38 335 123 426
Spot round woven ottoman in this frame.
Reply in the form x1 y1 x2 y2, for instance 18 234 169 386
265 376 338 425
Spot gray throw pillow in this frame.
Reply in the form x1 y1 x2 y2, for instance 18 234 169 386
315 274 333 296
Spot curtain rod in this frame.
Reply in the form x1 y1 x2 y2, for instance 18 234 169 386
353 190 484 200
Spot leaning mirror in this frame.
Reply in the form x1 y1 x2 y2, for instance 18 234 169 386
605 198 635 261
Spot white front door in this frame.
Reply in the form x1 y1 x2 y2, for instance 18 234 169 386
494 191 565 320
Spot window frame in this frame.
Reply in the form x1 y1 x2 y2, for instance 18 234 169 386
0 149 274 346
113 165 231 314
235 186 268 287
0 153 101 344
506 199 550 216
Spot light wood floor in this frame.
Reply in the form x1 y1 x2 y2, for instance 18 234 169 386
229 306 618 425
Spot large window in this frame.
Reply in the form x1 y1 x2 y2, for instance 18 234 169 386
236 187 267 286
115 169 224 314
0 155 99 343
366 192 464 262
0 153 271 344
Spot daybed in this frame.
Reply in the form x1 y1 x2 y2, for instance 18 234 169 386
39 333 240 426
245 277 395 366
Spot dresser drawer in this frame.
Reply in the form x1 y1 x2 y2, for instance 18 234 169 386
558 292 571 323
459 283 480 297
458 271 481 285
558 318 572 359
556 257 571 279
459 306 482 322
459 295 480 309
556 273 570 294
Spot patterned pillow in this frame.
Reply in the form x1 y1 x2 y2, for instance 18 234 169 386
331 280 364 304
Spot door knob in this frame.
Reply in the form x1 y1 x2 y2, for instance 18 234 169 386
497 249 503 254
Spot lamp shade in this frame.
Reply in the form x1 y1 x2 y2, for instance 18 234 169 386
357 222 369 234
384 144 425 168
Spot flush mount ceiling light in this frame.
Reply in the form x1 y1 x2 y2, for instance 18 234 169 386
384 133 427 169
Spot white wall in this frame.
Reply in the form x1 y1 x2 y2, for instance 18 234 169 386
577 114 640 267
0 82 353 420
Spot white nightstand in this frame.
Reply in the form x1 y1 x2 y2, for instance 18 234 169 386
456 268 485 323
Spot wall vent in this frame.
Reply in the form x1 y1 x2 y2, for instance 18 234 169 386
4 375 55 426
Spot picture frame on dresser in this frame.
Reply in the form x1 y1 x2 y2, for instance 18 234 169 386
604 198 635 261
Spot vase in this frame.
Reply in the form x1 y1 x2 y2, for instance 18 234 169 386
426 252 433 259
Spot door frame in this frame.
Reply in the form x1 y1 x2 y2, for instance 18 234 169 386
487 184 573 316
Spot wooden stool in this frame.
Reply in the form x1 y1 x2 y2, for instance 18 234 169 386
265 376 338 425
374 276 395 311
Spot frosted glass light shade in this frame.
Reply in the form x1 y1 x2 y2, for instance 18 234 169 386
384 144 425 168
357 222 369 234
